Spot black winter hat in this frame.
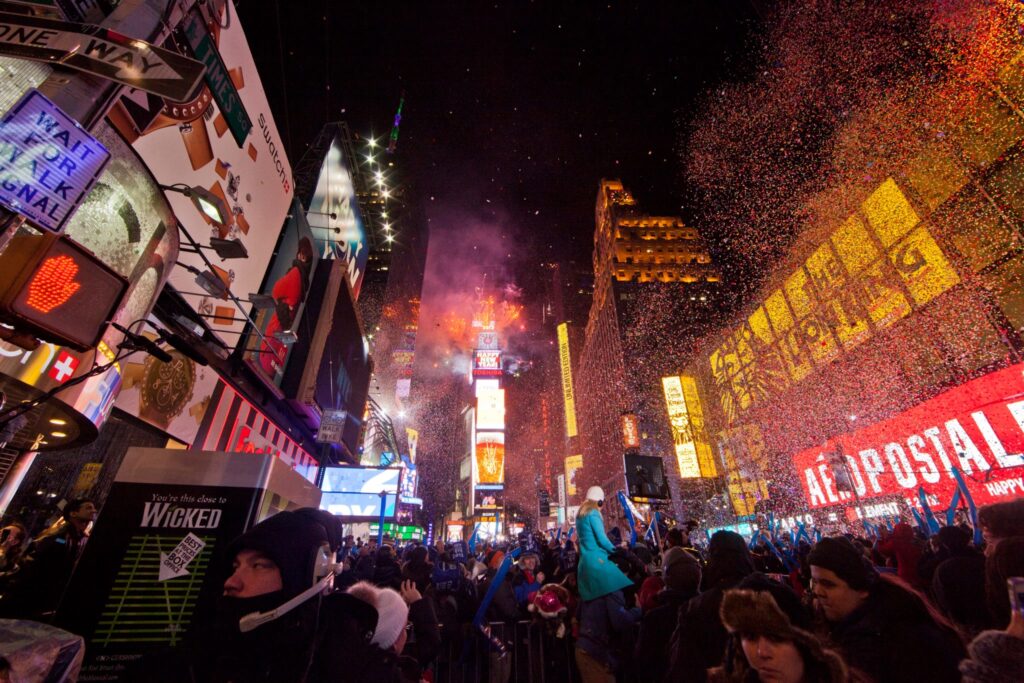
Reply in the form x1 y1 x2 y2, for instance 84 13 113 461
227 509 331 599
807 536 878 590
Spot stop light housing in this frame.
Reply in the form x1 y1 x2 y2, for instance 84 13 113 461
0 231 128 351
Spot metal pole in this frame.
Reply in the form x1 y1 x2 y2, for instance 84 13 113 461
377 491 387 545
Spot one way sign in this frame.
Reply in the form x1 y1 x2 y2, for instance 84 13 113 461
0 12 205 102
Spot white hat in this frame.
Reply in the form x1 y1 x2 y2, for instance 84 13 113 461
586 486 605 502
347 581 409 650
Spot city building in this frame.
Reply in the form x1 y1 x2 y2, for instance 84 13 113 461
574 180 721 516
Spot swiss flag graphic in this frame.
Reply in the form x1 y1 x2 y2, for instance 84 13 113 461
48 351 79 383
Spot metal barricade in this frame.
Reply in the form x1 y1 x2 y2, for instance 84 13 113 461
433 620 580 683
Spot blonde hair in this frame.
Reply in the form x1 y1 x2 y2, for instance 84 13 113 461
579 499 601 518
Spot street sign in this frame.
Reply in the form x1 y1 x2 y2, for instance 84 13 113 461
316 409 346 444
0 11 206 101
181 12 251 146
0 89 110 233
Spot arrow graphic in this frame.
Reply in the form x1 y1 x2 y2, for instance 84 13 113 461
158 532 206 582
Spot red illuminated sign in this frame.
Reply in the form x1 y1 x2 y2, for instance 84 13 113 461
473 349 502 377
47 350 79 383
793 363 1024 510
0 232 127 350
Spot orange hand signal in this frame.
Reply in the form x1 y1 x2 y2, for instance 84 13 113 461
26 255 81 313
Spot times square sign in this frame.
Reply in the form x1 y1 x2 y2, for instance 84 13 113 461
794 362 1024 510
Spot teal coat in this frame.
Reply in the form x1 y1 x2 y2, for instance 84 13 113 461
575 509 633 601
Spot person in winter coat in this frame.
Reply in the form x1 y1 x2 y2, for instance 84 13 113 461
575 486 640 682
373 545 403 590
667 529 757 682
709 588 853 683
0 499 96 621
875 523 924 590
634 546 701 682
959 608 1024 682
576 486 633 602
983 535 1024 629
808 536 965 683
928 526 991 638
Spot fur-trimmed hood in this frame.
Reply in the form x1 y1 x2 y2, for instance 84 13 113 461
716 589 849 683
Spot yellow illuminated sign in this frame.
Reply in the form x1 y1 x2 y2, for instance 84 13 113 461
663 376 701 478
564 454 583 496
557 323 578 438
708 178 961 425
680 376 717 477
476 388 505 431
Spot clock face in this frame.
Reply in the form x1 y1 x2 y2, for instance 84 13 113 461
140 351 196 421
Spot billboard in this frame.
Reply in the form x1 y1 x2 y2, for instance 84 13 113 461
108 5 293 347
621 412 640 450
303 129 369 300
474 486 503 510
707 178 960 426
475 431 505 485
564 454 583 496
623 453 670 500
557 323 578 438
473 349 502 377
476 386 505 431
663 376 701 478
320 465 401 520
242 198 318 387
793 362 1024 510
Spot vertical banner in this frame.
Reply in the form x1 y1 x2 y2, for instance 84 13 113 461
557 323 578 438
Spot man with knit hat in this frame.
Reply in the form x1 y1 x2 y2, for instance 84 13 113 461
809 535 965 683
167 508 380 683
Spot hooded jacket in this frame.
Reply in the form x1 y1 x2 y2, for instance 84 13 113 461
667 531 756 682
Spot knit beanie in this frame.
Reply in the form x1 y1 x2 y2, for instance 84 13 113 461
346 581 410 650
662 546 701 593
227 509 330 598
807 537 878 590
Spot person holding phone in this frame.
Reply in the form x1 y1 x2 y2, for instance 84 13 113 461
959 577 1024 682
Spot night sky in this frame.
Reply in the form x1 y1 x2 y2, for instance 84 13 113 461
238 1 762 269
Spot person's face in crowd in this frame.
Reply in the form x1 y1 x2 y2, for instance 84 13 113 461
810 566 868 622
69 502 98 529
523 555 538 572
1 525 24 550
224 550 283 598
740 634 805 683
981 525 997 557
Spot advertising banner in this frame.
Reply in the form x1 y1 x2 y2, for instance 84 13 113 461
476 386 505 431
473 349 502 377
108 5 293 347
663 376 702 478
475 431 505 485
564 454 583 496
793 362 1024 510
242 198 317 387
303 129 368 300
557 323 578 437
621 412 640 450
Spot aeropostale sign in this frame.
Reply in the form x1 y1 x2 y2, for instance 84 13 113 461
794 362 1024 510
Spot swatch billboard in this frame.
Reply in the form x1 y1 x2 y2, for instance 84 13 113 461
794 362 1024 510
107 5 293 347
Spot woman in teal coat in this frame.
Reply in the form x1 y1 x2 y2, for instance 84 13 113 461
575 486 633 602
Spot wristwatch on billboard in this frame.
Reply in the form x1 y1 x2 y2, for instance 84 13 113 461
138 351 197 430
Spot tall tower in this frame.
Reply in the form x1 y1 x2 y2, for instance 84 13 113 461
574 180 720 515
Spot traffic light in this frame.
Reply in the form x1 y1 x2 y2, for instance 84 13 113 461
0 231 128 351
538 489 551 517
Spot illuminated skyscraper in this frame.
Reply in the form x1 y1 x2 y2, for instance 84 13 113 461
574 180 720 512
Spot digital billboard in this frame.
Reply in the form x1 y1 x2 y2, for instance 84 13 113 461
242 198 318 387
623 454 670 500
475 431 505 485
564 454 583 496
109 4 294 347
303 129 369 300
793 362 1024 510
320 465 401 520
474 486 503 510
663 376 701 478
473 349 502 377
707 178 961 426
621 412 640 450
476 386 505 431
557 323 578 438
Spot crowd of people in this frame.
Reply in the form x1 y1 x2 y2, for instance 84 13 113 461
0 490 1023 682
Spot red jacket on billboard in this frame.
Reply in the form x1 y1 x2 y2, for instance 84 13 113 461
793 363 1024 511
259 237 312 376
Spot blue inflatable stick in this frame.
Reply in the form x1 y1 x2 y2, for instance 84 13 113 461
951 466 983 546
945 487 962 528
917 487 940 536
